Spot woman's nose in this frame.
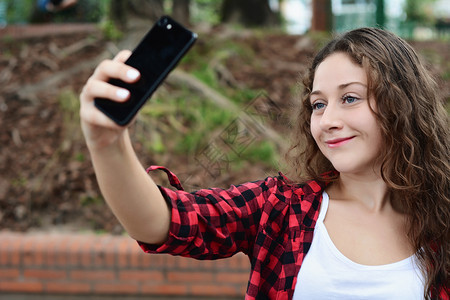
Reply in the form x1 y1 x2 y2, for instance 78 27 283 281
319 103 343 131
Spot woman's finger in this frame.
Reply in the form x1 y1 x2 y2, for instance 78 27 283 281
91 59 140 83
113 50 132 62
81 79 130 103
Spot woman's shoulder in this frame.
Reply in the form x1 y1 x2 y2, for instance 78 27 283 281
147 165 332 206
274 171 335 194
198 170 335 202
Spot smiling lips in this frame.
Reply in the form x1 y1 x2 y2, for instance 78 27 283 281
325 136 355 148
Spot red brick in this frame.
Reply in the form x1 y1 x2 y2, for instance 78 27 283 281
0 234 13 266
0 241 8 265
9 238 21 265
0 281 43 293
214 257 230 269
80 241 93 267
145 253 165 267
0 232 251 297
119 270 164 282
164 254 180 269
130 248 143 268
103 247 115 266
140 251 153 268
118 240 129 267
108 242 120 267
68 237 82 266
24 269 67 280
46 282 91 294
55 238 70 266
22 239 34 266
141 283 188 295
176 256 191 269
167 271 214 282
92 239 107 267
216 271 249 284
176 255 208 269
30 236 43 266
228 253 250 270
33 242 45 266
45 238 58 266
195 259 214 270
0 269 20 279
94 283 139 294
70 270 116 281
92 235 108 268
190 284 240 296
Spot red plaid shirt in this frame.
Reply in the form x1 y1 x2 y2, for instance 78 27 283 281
138 166 449 299
138 166 330 299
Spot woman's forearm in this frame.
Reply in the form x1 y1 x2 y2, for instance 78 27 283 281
88 131 170 244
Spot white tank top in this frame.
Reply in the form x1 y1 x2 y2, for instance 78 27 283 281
293 192 425 299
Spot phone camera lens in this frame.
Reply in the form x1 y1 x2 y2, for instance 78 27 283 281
158 17 168 27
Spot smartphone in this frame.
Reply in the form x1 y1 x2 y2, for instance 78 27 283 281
94 16 197 125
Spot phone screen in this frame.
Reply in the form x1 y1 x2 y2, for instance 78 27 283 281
95 16 197 125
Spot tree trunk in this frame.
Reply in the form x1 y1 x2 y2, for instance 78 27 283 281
375 0 385 28
109 0 127 31
220 0 279 27
311 0 332 32
172 0 191 26
109 0 164 49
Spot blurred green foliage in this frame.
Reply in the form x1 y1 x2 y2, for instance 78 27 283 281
100 19 123 41
404 0 437 25
2 0 105 24
1 0 224 25
191 0 222 25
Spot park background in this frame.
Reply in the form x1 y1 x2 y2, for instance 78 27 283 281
0 0 449 299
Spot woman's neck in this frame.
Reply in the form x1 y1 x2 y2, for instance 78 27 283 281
328 173 390 213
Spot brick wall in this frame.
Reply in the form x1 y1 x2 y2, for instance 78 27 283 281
0 231 250 298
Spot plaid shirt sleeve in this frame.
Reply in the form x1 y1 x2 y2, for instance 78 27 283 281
138 165 294 260
138 166 328 299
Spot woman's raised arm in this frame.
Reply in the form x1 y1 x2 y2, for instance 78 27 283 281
79 50 170 244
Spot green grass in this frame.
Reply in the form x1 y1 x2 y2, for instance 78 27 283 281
133 33 281 173
53 30 282 179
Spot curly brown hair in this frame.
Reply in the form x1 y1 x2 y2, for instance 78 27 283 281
288 27 449 299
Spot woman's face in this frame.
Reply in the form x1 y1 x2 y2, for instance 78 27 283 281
310 52 383 176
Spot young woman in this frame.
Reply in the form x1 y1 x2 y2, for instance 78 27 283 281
80 27 449 299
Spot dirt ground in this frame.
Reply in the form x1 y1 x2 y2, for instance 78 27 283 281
1 23 448 234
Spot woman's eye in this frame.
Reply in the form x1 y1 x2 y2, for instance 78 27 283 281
311 102 325 110
342 95 359 104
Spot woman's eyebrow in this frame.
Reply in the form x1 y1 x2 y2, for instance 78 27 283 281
310 81 367 96
310 90 322 96
338 81 367 89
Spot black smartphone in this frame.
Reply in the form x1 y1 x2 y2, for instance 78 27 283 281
94 16 197 125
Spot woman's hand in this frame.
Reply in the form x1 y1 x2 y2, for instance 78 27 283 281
80 50 140 150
